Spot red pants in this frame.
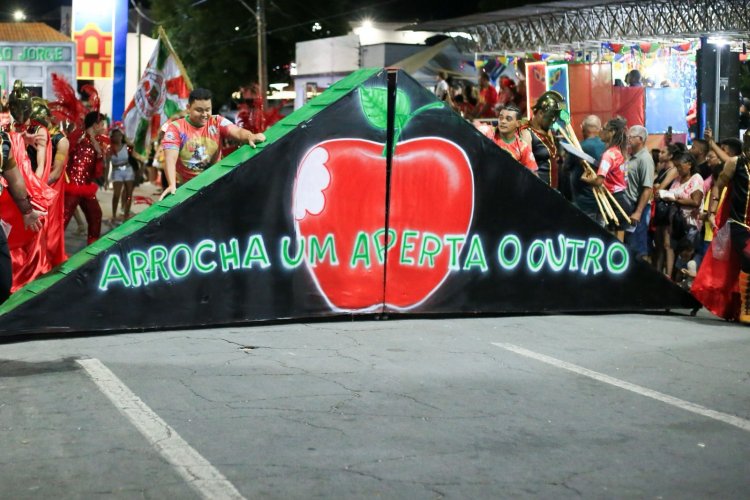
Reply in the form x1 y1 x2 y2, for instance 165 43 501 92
63 195 102 245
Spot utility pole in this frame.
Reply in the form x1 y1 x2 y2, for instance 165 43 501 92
236 0 267 110
136 2 141 77
257 0 267 110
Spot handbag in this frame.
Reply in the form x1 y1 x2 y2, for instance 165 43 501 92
653 199 671 225
669 204 690 240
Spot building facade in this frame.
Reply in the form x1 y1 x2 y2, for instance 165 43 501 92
0 23 75 99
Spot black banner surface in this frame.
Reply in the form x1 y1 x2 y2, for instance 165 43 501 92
0 69 699 335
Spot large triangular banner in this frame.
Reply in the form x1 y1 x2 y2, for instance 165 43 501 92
0 69 698 336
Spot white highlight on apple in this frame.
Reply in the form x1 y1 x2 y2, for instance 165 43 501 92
293 146 331 220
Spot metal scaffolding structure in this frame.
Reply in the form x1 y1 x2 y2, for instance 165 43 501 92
408 0 750 53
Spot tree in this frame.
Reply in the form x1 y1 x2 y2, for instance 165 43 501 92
150 0 353 105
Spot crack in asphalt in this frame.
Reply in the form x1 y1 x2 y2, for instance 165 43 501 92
277 415 348 437
658 348 747 375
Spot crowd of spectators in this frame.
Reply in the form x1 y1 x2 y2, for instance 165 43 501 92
454 69 744 287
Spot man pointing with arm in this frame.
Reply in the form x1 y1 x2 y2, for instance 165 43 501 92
160 88 265 200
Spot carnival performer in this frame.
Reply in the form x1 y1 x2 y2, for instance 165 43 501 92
2 81 58 291
160 88 265 199
0 130 44 302
63 111 107 245
226 83 284 158
693 130 750 323
490 104 538 173
32 94 69 267
520 91 565 188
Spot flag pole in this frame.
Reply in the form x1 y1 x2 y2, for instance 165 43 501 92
157 26 194 91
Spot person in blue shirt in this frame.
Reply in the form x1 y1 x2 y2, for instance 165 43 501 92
569 115 606 221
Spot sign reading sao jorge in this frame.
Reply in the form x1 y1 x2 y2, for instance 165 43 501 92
0 46 69 62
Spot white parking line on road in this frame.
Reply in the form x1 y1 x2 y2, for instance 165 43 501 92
76 358 246 500
492 342 750 433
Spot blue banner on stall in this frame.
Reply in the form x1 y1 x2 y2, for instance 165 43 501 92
545 64 569 111
645 88 688 133
112 0 128 121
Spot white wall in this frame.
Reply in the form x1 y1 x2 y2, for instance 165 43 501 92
94 78 114 118
125 33 158 109
295 34 360 77
351 22 437 46
294 74 343 110
293 24 441 110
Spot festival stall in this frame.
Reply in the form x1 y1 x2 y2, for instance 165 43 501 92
474 40 700 146
409 0 749 146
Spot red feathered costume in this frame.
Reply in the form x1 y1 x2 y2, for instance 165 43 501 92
0 130 57 291
61 82 106 245
45 73 89 266
63 132 105 245
0 80 58 291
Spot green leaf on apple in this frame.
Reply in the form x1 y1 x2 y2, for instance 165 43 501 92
359 86 413 132
359 86 389 130
393 89 411 133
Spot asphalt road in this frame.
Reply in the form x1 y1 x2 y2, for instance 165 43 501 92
1 310 748 499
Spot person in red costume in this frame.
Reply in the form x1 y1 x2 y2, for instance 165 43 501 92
472 72 499 119
1 81 58 291
63 111 107 244
693 129 750 322
0 131 44 302
37 100 69 267
494 104 538 173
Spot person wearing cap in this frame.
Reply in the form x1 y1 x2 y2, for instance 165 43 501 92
0 131 44 302
520 90 564 188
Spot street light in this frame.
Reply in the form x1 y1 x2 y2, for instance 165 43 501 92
13 10 26 22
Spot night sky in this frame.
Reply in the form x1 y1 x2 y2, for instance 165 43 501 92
1 0 537 25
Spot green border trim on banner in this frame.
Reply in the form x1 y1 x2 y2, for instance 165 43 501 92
0 68 382 316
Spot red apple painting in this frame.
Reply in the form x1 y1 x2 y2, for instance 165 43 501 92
385 137 474 310
293 138 388 312
293 85 474 312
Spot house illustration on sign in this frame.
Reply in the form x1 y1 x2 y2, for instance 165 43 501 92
73 22 112 78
